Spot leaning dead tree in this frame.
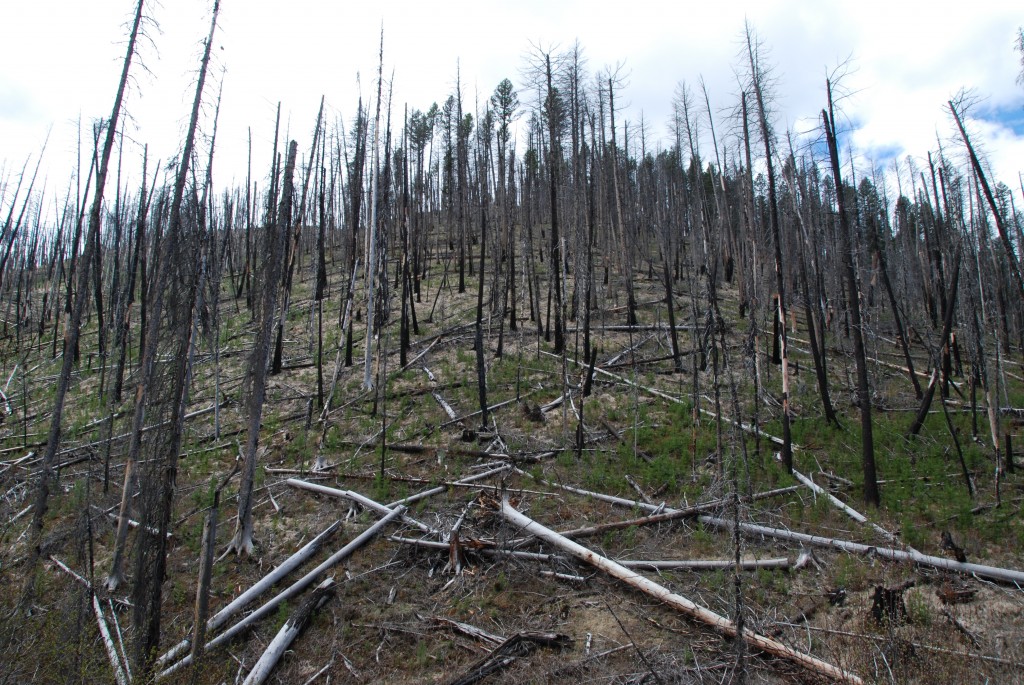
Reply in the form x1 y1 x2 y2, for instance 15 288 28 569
230 139 296 556
948 97 1024 305
822 79 879 507
23 0 147 607
129 1 222 675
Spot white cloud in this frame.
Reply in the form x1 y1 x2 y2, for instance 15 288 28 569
1 0 1021 205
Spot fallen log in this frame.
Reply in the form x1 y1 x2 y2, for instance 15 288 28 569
389 535 563 564
93 593 130 685
617 557 792 571
428 616 504 647
242 578 336 685
159 506 404 679
777 622 1024 669
699 515 1024 586
554 485 800 539
383 464 510 509
156 519 343 668
500 500 862 684
445 630 573 685
536 473 1024 587
286 478 438 536
432 391 459 422
792 469 913 551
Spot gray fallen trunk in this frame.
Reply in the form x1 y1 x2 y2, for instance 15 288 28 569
156 519 342 668
93 593 130 685
699 514 1024 586
540 472 1024 587
618 557 792 571
500 500 863 685
159 506 403 679
242 578 336 685
792 469 913 551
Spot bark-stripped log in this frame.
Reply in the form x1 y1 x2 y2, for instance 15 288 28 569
617 558 792 571
93 593 131 685
792 469 912 551
699 515 1024 586
500 500 862 684
241 578 335 685
158 507 403 679
156 519 342 668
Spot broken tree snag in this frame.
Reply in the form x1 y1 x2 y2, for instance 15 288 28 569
242 578 336 685
870 580 915 626
499 500 863 684
941 530 967 563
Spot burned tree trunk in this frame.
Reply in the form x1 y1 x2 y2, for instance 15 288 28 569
823 81 879 506
949 100 1024 305
229 139 296 556
129 2 221 675
909 251 962 436
746 25 793 472
24 0 146 606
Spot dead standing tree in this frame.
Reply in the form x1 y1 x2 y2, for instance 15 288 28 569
823 80 880 507
229 139 296 556
745 23 793 473
23 0 147 607
524 45 567 354
364 32 385 390
128 2 222 674
474 106 491 429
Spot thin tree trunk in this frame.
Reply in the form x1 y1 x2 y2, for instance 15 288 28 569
823 84 878 506
909 251 962 436
363 34 384 389
24 0 146 606
230 140 297 556
746 29 793 472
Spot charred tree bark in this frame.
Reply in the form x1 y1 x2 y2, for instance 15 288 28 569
545 55 565 354
746 26 793 472
909 251 962 436
474 153 490 429
823 82 879 506
949 100 1024 305
130 3 221 674
230 139 296 556
24 0 146 607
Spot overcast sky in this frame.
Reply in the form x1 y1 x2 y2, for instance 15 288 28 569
2 0 1022 205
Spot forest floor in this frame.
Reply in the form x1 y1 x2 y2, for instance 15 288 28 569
1 251 1023 684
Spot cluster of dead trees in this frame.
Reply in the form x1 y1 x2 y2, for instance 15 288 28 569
0 2 1022 679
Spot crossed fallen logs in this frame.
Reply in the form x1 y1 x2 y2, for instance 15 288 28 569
79 460 1021 685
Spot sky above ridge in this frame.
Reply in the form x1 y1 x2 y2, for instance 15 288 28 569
2 0 1022 203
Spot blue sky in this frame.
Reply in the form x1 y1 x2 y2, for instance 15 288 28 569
1 0 1022 204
